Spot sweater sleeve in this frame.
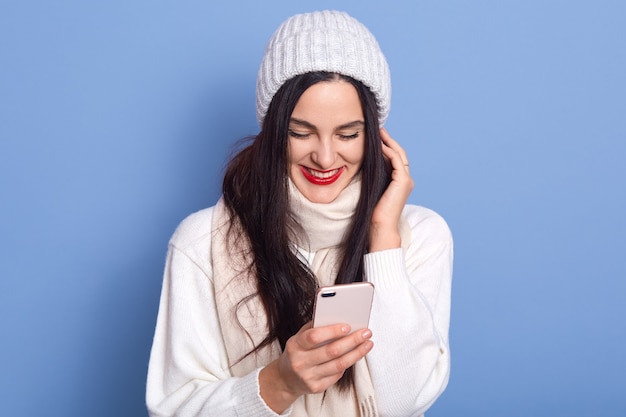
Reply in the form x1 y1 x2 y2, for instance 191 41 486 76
146 208 290 417
364 205 453 417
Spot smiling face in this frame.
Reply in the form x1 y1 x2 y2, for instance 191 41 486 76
288 79 365 204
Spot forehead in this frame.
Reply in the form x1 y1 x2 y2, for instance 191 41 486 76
290 80 364 127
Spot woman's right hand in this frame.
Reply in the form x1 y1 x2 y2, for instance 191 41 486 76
259 322 374 413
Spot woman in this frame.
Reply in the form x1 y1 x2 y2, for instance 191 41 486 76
147 10 453 417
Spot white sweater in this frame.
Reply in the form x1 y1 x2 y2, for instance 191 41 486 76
146 204 453 417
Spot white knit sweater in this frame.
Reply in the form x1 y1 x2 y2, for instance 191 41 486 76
146 204 453 417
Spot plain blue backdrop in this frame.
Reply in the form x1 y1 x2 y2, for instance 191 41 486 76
1 1 625 416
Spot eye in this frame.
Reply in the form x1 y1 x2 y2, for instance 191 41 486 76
338 131 360 140
288 130 310 139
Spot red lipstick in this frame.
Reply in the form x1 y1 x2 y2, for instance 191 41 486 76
300 166 345 185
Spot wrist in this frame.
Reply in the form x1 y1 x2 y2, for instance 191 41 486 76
259 360 299 414
369 224 401 252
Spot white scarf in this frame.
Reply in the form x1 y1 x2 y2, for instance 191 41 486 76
211 177 379 416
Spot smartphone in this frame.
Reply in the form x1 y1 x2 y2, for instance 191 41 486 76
312 282 374 334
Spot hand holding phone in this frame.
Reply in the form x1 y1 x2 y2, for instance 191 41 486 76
312 282 374 334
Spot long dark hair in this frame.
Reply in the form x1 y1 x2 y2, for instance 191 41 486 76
222 71 390 391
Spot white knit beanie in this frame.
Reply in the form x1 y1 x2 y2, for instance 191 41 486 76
256 10 391 126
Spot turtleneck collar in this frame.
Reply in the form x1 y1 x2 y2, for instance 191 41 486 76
288 176 362 253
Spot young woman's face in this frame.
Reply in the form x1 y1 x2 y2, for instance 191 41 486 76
288 79 365 204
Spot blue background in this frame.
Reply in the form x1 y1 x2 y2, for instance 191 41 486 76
1 1 624 416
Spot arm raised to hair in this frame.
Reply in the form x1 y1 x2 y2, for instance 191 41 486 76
365 205 453 416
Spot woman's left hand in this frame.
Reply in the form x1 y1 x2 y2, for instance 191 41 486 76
369 128 414 252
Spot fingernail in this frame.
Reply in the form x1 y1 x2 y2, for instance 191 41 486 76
362 329 372 339
342 326 350 333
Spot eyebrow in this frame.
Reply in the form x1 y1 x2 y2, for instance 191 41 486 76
289 118 365 131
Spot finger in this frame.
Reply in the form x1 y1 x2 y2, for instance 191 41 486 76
315 328 373 363
380 128 410 169
282 328 374 394
313 337 374 378
380 128 408 161
299 321 314 332
381 143 410 174
298 323 351 350
379 127 402 150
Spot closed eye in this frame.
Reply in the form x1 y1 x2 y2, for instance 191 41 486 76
338 131 360 140
288 130 311 139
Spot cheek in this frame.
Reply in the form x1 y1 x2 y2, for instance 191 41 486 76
344 141 365 164
288 139 313 164
287 141 300 165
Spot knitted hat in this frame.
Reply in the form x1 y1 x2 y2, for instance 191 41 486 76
256 10 391 126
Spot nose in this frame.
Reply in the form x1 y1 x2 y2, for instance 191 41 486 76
311 137 337 169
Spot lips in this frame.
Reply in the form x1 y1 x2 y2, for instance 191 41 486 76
300 166 345 185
